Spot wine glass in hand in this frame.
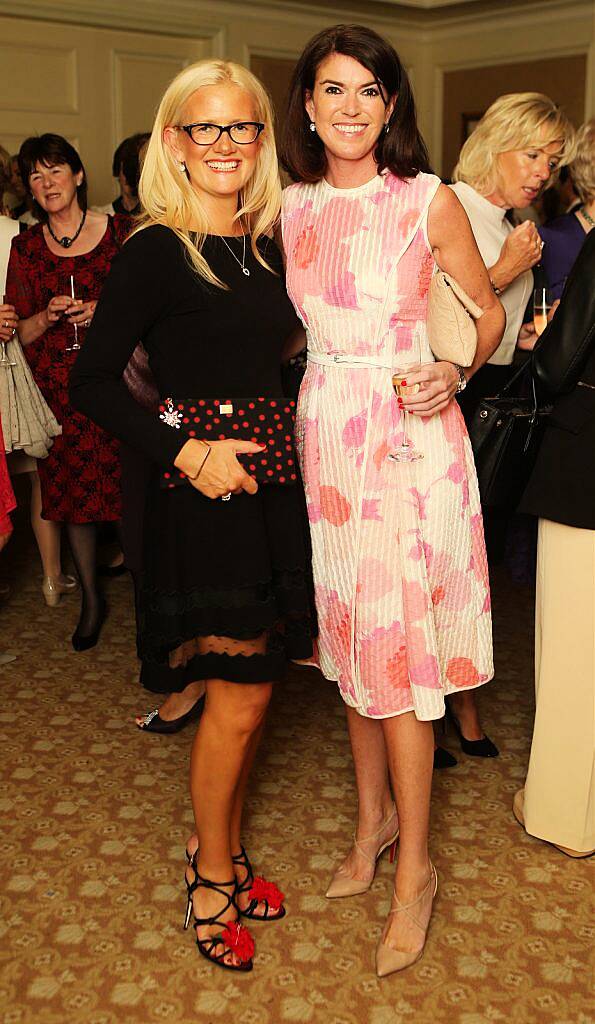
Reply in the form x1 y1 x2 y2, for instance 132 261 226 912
533 287 553 337
389 366 424 463
65 273 82 352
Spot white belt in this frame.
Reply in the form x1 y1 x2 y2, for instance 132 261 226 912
308 351 393 369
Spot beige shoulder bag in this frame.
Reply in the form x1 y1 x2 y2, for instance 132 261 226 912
427 270 484 367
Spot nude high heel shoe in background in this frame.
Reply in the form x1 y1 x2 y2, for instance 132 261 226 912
325 806 399 899
376 863 438 977
41 574 78 607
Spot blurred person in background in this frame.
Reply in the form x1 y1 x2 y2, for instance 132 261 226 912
93 133 150 578
514 228 595 859
0 146 12 215
96 133 150 217
538 119 594 300
6 133 128 649
557 164 580 214
1 211 67 610
3 154 36 224
451 93 576 409
446 93 576 751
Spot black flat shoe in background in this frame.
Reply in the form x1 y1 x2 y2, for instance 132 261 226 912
72 599 107 652
433 746 458 770
97 562 128 578
445 704 499 757
136 694 205 734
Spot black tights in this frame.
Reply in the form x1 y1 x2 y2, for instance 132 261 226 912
66 522 101 637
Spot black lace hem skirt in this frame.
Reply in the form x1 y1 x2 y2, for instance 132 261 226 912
137 477 315 688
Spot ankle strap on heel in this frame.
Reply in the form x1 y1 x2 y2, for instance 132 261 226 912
353 805 398 862
388 865 437 931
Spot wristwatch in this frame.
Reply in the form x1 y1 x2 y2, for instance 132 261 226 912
453 364 467 393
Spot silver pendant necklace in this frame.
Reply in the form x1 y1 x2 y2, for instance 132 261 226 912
219 232 250 276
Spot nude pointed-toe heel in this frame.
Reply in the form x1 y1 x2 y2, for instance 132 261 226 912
325 807 399 899
375 864 438 978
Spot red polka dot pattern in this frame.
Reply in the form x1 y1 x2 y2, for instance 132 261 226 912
158 396 297 491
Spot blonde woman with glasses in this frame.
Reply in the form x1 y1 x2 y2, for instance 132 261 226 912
71 60 314 973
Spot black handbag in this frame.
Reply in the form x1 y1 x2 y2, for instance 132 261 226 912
468 360 552 510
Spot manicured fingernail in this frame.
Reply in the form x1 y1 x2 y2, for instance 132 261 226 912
401 379 407 386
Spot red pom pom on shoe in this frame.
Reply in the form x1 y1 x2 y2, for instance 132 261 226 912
220 921 255 962
248 876 285 910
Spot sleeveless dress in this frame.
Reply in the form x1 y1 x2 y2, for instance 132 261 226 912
282 171 493 721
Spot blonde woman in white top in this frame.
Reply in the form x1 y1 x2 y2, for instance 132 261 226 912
447 93 575 751
451 93 576 406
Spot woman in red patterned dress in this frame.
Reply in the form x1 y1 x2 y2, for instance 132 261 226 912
6 134 127 650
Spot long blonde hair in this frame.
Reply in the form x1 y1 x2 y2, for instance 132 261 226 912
571 119 595 204
136 59 281 287
453 92 576 196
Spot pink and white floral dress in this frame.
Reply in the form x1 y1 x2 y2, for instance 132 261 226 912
282 170 493 721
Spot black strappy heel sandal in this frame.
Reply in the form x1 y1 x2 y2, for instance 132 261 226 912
184 858 255 972
232 846 286 922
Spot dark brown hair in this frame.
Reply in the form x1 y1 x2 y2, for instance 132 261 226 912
280 24 431 183
18 133 87 221
112 132 150 195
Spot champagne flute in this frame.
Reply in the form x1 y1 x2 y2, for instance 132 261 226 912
533 287 553 337
389 365 424 462
65 273 81 352
0 293 16 367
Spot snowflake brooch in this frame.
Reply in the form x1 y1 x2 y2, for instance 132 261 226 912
159 398 183 429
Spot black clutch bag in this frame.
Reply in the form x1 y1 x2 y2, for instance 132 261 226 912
468 361 552 510
158 396 298 489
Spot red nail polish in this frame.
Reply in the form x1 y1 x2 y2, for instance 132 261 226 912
401 379 407 386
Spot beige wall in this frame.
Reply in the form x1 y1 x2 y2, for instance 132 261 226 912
426 1 594 176
0 0 593 201
0 15 210 205
442 54 588 179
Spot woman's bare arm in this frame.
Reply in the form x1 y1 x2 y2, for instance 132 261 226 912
429 184 505 379
402 185 505 416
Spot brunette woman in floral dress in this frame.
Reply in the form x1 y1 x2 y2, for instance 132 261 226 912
6 135 128 649
281 26 505 975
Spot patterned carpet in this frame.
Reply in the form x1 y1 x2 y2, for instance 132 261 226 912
0 493 593 1024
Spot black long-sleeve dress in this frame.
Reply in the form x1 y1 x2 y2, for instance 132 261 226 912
70 225 314 684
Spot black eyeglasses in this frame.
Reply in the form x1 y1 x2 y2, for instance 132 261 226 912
177 122 265 146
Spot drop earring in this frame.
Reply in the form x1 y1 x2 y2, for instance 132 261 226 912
309 122 316 133
384 123 390 134
179 161 187 173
